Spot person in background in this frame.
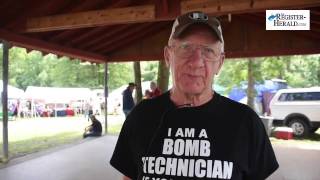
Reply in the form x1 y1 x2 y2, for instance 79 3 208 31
143 89 152 99
122 82 136 117
149 81 161 98
111 11 278 180
83 114 102 138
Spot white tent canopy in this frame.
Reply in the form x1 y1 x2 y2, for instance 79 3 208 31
0 80 25 99
24 86 92 103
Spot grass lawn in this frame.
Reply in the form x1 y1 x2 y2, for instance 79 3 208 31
1 114 320 163
0 115 125 162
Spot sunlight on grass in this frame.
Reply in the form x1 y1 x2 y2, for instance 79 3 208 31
0 116 125 162
1 132 83 159
107 123 123 135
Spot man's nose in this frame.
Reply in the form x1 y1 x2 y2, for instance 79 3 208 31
188 48 205 66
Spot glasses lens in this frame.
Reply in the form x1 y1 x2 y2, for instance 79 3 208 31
175 43 192 58
174 43 219 60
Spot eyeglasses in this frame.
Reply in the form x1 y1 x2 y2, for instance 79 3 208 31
168 42 222 62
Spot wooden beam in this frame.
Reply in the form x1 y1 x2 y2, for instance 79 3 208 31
64 26 107 46
79 25 131 50
26 0 320 32
240 13 320 40
92 24 153 52
5 0 69 30
0 29 107 63
49 29 85 42
103 23 169 54
25 0 320 32
181 0 320 15
26 5 156 32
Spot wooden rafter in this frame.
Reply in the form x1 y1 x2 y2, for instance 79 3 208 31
181 0 320 14
26 5 156 32
238 14 320 40
90 24 153 52
64 27 108 46
4 0 69 30
25 0 320 32
48 0 133 43
49 29 85 42
103 23 170 54
0 29 107 63
78 25 132 50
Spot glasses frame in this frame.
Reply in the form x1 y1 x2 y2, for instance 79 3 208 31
167 41 223 62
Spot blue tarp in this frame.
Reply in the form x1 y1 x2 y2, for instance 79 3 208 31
228 80 287 102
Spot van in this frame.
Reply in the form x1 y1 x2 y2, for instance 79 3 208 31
269 87 320 137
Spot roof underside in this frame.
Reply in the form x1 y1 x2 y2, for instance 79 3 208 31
0 0 320 63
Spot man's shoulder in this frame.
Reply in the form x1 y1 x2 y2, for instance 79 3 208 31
214 93 254 115
137 91 170 108
123 88 130 94
216 93 248 108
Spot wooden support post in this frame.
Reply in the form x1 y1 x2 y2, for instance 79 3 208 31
134 62 142 103
1 40 9 163
104 63 108 134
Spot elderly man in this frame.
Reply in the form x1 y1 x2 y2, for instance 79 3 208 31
111 11 278 180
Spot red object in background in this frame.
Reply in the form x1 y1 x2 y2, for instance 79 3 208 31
66 109 74 116
42 111 49 117
150 88 161 98
275 127 293 140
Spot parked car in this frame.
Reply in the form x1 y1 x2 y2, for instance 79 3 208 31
269 87 320 137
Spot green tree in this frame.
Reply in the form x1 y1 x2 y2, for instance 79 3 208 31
107 62 134 91
141 61 158 82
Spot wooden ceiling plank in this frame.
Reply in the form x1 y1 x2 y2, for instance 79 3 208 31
64 26 107 46
49 29 82 42
26 5 155 32
238 14 320 40
181 0 320 15
5 0 70 30
103 23 169 54
78 25 132 49
0 29 107 63
25 0 320 32
91 23 153 52
311 10 320 15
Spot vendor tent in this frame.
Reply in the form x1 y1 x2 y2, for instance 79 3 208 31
24 86 92 103
0 80 24 99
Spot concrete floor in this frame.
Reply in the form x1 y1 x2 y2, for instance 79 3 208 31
0 135 319 180
267 145 320 180
0 136 122 180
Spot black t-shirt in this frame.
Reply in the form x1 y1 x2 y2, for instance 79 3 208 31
110 91 278 180
92 120 102 133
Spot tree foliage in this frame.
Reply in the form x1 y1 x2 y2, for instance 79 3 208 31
1 47 134 91
216 55 320 93
1 46 319 93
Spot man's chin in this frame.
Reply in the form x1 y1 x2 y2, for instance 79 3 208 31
180 86 204 95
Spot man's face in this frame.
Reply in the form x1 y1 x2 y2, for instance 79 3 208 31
164 26 224 95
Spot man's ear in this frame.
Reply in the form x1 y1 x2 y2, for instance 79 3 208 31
164 46 170 68
216 54 225 75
